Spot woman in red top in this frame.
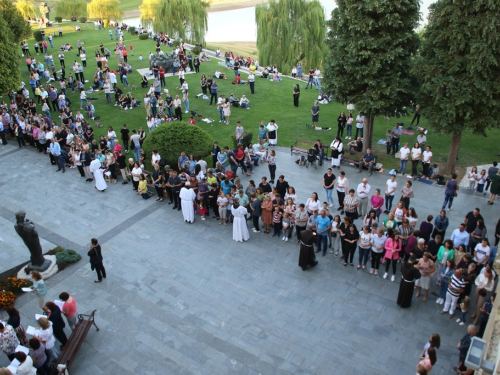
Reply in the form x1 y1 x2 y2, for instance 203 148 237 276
383 229 402 281
59 292 78 331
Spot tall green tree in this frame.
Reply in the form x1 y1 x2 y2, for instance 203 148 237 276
56 0 87 19
416 0 500 174
323 0 420 153
0 9 24 93
1 0 32 43
15 0 36 20
255 0 325 74
140 0 208 43
87 0 123 23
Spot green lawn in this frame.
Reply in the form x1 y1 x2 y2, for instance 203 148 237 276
19 22 499 176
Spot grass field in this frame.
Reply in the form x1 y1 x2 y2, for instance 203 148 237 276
18 22 499 176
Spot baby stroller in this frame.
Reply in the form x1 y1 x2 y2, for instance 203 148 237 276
306 149 318 169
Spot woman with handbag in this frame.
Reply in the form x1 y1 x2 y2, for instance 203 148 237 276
88 238 106 283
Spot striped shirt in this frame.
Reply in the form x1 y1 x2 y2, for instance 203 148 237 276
447 275 466 297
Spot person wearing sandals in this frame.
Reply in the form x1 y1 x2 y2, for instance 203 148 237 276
383 229 402 281
330 215 341 255
88 238 106 283
357 226 372 270
415 252 437 301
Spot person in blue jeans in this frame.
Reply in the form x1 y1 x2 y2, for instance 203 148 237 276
442 174 459 210
305 68 314 89
323 168 336 207
315 210 331 256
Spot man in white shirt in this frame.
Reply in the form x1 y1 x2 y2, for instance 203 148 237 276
239 95 250 109
417 131 426 149
109 71 117 89
384 175 397 214
235 122 244 143
355 112 364 139
422 146 433 179
356 178 371 217
314 68 321 90
247 72 255 94
399 142 411 175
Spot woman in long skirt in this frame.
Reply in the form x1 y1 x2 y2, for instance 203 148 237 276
330 136 343 168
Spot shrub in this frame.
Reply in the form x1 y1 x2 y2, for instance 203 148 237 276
192 46 202 55
79 17 87 23
54 16 63 23
55 249 82 267
0 291 15 310
139 33 149 40
143 123 214 170
231 131 253 149
129 26 136 35
173 39 181 47
33 30 43 42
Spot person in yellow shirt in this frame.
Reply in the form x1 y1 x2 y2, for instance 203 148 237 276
138 175 151 199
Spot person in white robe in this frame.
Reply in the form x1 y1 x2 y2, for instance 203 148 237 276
231 200 250 242
267 121 278 145
90 158 107 191
180 186 196 223
330 136 343 168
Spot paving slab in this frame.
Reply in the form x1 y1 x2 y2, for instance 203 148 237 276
0 143 498 374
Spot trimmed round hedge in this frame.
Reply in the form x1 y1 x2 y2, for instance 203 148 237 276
142 122 214 170
139 33 149 40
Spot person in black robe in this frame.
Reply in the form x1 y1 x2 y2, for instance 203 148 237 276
45 301 68 347
397 255 421 308
298 224 318 271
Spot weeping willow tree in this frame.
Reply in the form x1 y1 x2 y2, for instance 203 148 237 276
15 0 36 20
87 0 123 23
56 0 87 19
256 0 325 74
140 0 209 43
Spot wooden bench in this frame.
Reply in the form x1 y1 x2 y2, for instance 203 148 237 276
290 139 316 155
52 310 99 374
341 149 364 166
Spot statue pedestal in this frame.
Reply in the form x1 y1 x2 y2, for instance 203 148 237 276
16 255 58 280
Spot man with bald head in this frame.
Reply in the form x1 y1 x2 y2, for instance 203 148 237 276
356 177 371 217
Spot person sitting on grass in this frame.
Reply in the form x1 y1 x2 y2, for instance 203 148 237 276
214 69 226 80
239 95 250 109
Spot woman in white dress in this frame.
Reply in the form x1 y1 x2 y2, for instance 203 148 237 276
267 120 278 145
330 136 343 168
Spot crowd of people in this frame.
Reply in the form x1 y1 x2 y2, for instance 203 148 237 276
1 24 499 375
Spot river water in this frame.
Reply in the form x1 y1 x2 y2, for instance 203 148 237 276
124 0 433 43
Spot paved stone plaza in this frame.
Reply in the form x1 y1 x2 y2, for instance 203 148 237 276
0 142 498 374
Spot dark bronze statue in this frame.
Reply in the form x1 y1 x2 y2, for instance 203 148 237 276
14 211 51 272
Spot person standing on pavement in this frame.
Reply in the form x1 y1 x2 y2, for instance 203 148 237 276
49 137 65 172
88 238 106 283
323 168 336 208
356 178 371 217
298 224 318 270
315 209 331 256
384 175 397 214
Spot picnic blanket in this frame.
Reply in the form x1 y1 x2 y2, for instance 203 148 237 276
401 130 414 135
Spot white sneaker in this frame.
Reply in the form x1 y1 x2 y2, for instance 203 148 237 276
391 275 395 282
185 111 188 113
285 237 288 242
329 203 334 207
383 272 388 279
456 318 461 323
369 268 374 274
439 299 444 305
436 298 441 304
345 136 349 139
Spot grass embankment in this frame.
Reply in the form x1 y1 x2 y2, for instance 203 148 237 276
19 22 498 175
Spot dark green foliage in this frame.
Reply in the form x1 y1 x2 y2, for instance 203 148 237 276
54 16 63 23
142 123 214 170
129 26 136 35
415 0 500 173
139 33 149 40
33 30 43 41
79 17 87 23
172 39 180 47
192 46 202 55
323 0 420 151
0 19 21 93
256 0 325 74
231 131 253 149
55 249 82 266
0 0 32 43
52 246 65 254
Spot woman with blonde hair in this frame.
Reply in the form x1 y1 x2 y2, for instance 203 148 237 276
33 317 59 361
30 271 48 310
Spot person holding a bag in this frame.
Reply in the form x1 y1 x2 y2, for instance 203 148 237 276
442 173 459 211
88 238 106 283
